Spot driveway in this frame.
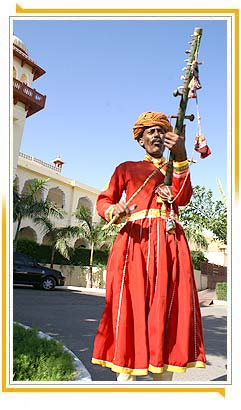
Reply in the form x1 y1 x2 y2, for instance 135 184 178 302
13 286 116 381
13 286 227 382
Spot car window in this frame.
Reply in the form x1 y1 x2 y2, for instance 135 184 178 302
14 254 26 264
23 256 36 266
14 254 36 266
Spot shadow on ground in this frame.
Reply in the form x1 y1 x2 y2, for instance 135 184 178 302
13 287 227 382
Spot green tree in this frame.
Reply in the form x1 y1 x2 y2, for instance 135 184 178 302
33 215 78 268
73 205 119 287
13 178 64 250
14 178 47 248
179 185 227 245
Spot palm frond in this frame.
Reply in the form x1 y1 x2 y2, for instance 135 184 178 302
55 225 79 240
73 205 92 231
26 178 49 197
33 215 55 237
55 238 72 260
75 225 91 242
45 201 65 219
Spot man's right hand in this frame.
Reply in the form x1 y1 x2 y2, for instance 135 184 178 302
112 200 131 219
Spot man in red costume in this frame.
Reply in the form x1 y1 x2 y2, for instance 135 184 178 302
92 112 206 382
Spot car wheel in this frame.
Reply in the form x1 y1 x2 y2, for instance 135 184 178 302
41 276 56 291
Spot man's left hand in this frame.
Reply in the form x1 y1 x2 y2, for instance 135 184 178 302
163 126 187 161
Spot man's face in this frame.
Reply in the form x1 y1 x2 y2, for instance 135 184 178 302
138 126 166 158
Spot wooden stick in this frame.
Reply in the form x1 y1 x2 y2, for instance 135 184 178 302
164 27 203 186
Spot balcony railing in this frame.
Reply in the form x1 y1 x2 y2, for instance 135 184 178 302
13 78 46 117
19 152 61 173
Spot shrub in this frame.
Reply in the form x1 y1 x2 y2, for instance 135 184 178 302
215 282 227 301
16 239 66 264
16 238 109 266
16 238 40 260
13 323 76 381
191 250 208 270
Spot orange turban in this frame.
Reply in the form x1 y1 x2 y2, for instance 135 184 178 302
132 111 173 140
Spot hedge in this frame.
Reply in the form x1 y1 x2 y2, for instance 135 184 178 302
16 238 109 266
16 239 207 271
191 250 208 270
215 282 227 301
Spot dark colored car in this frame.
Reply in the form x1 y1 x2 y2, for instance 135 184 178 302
13 252 65 290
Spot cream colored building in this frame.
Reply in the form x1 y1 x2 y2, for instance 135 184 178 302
14 153 100 247
13 34 100 247
13 35 46 177
203 233 227 267
189 233 227 267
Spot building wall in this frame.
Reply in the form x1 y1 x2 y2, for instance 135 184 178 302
13 55 35 177
12 106 27 177
188 234 227 267
15 155 100 245
13 55 35 86
13 45 45 177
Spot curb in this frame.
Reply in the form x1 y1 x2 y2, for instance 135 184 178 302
58 285 106 296
212 299 227 306
14 322 92 382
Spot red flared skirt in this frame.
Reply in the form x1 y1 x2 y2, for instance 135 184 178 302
92 216 206 375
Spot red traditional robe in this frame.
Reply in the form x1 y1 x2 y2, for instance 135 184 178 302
92 157 206 376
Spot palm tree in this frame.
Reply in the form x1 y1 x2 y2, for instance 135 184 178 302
13 178 47 249
13 178 64 250
33 215 78 268
73 205 119 287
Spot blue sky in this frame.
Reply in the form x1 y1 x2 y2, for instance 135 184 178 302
13 18 227 200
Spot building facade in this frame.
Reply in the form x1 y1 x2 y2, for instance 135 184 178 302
14 153 100 248
13 34 100 248
13 34 46 177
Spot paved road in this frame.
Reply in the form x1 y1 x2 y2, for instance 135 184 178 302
13 286 227 382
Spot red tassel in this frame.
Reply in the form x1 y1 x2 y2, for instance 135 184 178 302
188 87 197 98
194 134 211 158
200 146 211 159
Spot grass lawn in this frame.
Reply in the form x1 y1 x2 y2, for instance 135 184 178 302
13 323 77 381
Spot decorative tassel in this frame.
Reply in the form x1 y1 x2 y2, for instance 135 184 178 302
188 61 202 98
166 204 176 234
194 134 211 158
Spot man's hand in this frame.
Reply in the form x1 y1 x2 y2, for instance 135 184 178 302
111 201 138 221
112 200 130 219
155 184 173 202
163 126 187 161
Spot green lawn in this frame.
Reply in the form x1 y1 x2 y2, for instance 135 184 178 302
13 323 77 381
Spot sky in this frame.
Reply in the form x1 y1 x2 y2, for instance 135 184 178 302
13 18 228 200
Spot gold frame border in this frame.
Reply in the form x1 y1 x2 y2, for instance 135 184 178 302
3 4 239 397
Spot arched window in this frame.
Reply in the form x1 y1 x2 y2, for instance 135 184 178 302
46 187 65 209
42 232 53 246
74 238 89 249
20 73 28 85
21 179 44 202
76 196 93 214
18 226 37 242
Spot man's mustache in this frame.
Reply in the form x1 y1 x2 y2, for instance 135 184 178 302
151 138 163 145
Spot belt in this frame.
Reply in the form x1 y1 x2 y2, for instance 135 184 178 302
127 208 179 222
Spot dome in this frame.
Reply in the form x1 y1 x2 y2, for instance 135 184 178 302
13 34 28 55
